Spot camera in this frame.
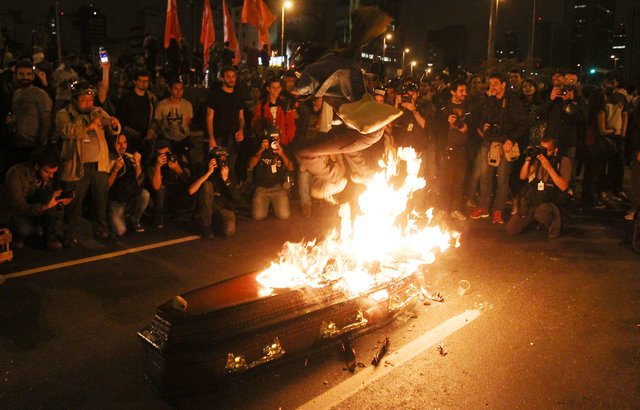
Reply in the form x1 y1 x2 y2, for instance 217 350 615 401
56 189 76 200
453 112 470 129
484 123 501 139
265 137 278 151
207 147 229 168
166 152 177 163
401 93 412 103
524 145 546 158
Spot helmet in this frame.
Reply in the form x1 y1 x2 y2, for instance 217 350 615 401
400 82 418 94
70 80 97 98
291 43 329 72
373 85 387 97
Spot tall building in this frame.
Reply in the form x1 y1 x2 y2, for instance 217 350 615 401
565 0 616 69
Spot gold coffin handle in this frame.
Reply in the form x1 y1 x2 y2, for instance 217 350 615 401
320 310 368 340
226 337 286 373
388 284 420 313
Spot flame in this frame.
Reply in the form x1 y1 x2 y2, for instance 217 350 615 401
256 147 460 297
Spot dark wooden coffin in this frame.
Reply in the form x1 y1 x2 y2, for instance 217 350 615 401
138 270 420 394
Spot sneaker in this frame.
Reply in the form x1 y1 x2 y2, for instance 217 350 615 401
469 208 489 219
492 210 504 224
450 210 467 221
310 177 347 199
465 199 478 209
624 210 635 221
599 192 611 202
593 200 607 209
612 191 630 202
64 237 80 249
301 203 312 218
154 215 165 229
46 238 63 251
133 222 145 233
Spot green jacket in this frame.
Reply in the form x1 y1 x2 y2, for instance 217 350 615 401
0 162 51 224
55 104 116 181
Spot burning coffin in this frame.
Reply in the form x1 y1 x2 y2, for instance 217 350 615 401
138 268 420 393
139 148 459 394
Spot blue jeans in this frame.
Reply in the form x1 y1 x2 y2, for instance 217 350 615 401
109 189 150 236
252 185 290 220
475 142 512 212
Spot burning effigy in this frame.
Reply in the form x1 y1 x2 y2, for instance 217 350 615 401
138 147 459 394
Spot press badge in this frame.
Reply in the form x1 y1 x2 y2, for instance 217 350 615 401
271 164 277 173
537 181 545 191
407 123 414 132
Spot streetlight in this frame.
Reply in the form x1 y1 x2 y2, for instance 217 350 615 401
281 1 292 67
487 0 500 60
410 61 416 78
382 33 392 60
402 48 409 76
611 54 619 69
528 0 537 68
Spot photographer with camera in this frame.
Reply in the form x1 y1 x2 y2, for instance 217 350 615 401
107 133 149 236
436 79 472 221
251 78 296 149
147 139 191 228
469 72 527 225
248 132 295 221
542 69 584 181
56 80 122 245
0 148 71 250
188 147 238 238
506 135 571 239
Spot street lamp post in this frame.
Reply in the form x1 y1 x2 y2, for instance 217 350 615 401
410 61 416 78
382 33 392 60
611 54 619 70
528 0 537 68
487 0 500 61
281 1 292 68
402 48 409 76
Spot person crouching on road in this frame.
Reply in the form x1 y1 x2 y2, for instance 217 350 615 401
506 135 571 239
107 133 149 236
188 148 238 238
0 148 72 250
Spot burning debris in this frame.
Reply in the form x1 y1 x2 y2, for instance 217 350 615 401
420 287 445 304
436 344 448 356
371 337 390 366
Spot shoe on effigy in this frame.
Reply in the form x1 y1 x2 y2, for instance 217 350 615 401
310 177 347 200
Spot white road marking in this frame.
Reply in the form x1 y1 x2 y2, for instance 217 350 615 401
298 309 482 410
2 235 201 281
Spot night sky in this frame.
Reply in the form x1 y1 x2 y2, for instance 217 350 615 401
8 0 639 61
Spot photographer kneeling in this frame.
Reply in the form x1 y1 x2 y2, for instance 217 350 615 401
506 135 571 239
188 148 237 238
248 133 295 221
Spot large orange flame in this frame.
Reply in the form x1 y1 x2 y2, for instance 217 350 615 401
256 147 460 298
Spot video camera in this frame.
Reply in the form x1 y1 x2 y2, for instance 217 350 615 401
453 112 471 129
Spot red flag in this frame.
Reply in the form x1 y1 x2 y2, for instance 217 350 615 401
241 0 276 51
200 0 215 68
223 0 241 65
164 0 182 48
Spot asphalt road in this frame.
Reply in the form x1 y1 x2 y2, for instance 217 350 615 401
0 199 638 409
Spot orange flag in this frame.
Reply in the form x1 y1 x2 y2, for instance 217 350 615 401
164 0 182 48
241 0 276 51
223 0 241 65
200 0 215 68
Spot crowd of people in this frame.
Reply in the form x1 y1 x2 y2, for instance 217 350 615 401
0 38 638 252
